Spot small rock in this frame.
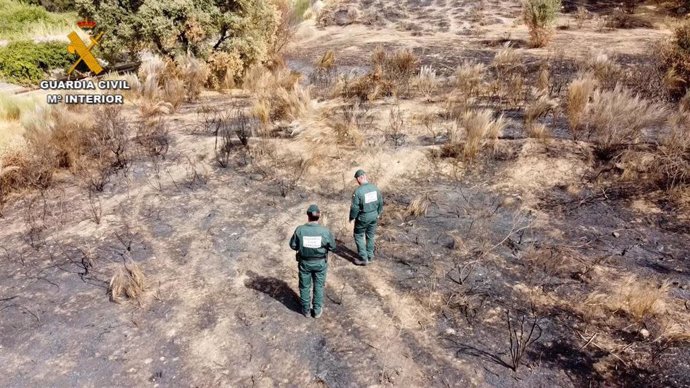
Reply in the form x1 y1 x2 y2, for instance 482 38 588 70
640 329 650 338
612 231 620 238
445 328 456 336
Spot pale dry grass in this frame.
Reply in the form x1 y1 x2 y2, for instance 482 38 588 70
455 110 506 159
405 193 433 218
245 63 311 125
109 261 147 303
584 85 666 147
454 61 487 97
415 65 439 100
585 275 670 321
566 74 598 140
583 53 622 89
526 122 550 142
178 55 210 101
525 94 558 128
444 93 475 121
135 54 186 115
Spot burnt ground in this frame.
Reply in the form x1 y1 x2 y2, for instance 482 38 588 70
2 0 690 387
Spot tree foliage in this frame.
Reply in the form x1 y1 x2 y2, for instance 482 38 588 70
75 0 279 82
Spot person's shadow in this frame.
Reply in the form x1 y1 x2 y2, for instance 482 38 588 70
244 271 302 314
334 239 361 265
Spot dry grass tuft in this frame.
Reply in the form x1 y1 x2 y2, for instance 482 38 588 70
566 74 598 140
583 54 622 90
525 94 558 128
405 193 433 218
415 65 439 100
526 122 550 142
329 103 365 147
585 275 670 322
445 110 506 159
311 50 337 87
178 55 209 101
135 54 187 115
454 61 487 97
246 63 311 125
655 111 690 189
444 93 475 121
492 45 526 106
584 85 666 148
109 261 147 304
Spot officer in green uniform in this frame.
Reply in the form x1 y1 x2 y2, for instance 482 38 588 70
349 170 384 265
289 204 336 318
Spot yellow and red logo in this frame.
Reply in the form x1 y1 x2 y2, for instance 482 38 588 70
67 20 104 76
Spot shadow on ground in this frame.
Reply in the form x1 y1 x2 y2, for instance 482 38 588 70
244 271 302 314
334 239 361 265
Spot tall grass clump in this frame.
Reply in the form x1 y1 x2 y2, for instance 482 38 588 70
565 74 597 140
584 85 666 149
443 110 506 160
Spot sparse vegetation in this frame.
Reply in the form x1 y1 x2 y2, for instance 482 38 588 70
566 74 597 140
455 61 487 98
109 260 147 304
443 109 506 160
505 307 542 371
584 85 666 149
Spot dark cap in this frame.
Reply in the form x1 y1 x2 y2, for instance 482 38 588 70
354 169 366 178
306 204 320 214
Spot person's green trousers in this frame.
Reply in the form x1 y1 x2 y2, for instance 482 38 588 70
298 259 328 315
354 218 378 261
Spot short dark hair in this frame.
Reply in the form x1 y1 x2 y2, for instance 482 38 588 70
307 212 320 221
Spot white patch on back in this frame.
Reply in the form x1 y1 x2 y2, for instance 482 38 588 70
303 236 322 248
364 191 378 204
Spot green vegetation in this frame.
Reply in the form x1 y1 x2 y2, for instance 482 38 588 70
662 20 690 99
76 0 280 84
522 0 561 47
0 40 75 84
0 0 76 41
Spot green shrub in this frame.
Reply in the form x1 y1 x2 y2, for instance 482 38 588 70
0 0 75 40
522 0 561 47
0 41 75 84
661 21 690 99
76 0 280 83
23 0 76 12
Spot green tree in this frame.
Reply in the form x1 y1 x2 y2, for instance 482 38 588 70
75 0 279 81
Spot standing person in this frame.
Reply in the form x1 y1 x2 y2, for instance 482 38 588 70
289 204 336 318
349 169 384 265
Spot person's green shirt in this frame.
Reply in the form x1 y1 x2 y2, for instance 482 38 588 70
290 222 336 260
349 183 384 222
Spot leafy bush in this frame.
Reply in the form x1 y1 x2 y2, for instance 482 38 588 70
76 0 280 83
0 40 75 84
522 0 561 47
0 0 76 42
661 20 690 99
23 0 75 12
